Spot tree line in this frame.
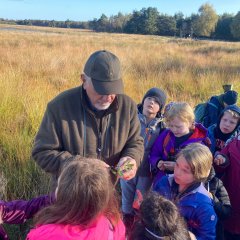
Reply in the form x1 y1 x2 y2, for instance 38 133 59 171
1 4 240 41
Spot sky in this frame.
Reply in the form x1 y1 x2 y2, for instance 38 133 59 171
0 0 239 21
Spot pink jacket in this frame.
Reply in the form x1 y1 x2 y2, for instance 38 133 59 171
26 215 126 240
215 134 240 234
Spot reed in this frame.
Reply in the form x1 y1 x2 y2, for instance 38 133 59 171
0 24 239 202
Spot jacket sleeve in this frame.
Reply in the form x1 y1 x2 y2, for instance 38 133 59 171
212 181 232 220
148 130 167 171
120 101 144 167
32 105 74 175
203 97 221 128
0 195 53 224
190 205 217 240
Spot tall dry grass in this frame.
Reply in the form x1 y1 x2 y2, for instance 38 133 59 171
0 24 240 201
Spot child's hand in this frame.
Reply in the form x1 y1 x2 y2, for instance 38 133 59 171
157 160 165 171
116 157 137 180
214 155 226 165
163 161 175 171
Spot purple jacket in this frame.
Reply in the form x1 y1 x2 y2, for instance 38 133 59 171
149 123 210 183
0 195 53 240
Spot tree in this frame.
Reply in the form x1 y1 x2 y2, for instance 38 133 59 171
157 14 177 36
141 7 159 35
231 11 240 40
124 7 159 35
192 3 218 37
174 12 184 37
214 13 234 40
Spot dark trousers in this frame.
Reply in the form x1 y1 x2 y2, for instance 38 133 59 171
224 230 240 240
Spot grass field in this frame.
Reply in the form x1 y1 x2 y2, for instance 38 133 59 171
0 23 239 238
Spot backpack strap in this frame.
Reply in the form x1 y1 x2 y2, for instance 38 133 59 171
207 102 218 109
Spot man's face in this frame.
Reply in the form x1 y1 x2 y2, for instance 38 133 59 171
82 74 116 110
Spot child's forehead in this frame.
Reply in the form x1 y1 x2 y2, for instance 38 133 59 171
222 111 239 119
169 116 189 124
176 155 190 168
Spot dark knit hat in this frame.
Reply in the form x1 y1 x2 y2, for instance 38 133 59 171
84 50 124 95
142 88 167 108
223 90 238 105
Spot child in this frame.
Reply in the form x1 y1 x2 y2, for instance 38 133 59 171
207 105 240 154
149 102 210 185
120 87 166 231
203 90 238 128
214 133 240 240
129 191 192 240
154 143 217 240
26 158 125 239
0 195 53 240
204 167 231 240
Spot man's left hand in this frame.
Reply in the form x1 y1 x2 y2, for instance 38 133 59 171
116 156 137 180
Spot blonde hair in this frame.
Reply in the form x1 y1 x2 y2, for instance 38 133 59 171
177 143 212 182
166 102 195 129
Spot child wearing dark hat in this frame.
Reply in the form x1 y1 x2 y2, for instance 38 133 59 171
207 105 240 155
120 87 167 233
203 90 238 128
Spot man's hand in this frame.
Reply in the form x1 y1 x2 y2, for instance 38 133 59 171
116 156 137 180
157 160 165 171
214 155 226 166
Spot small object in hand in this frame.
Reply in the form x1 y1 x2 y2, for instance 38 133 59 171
109 162 134 177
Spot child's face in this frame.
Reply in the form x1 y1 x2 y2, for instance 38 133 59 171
168 117 191 137
143 97 160 116
219 111 238 134
174 155 195 191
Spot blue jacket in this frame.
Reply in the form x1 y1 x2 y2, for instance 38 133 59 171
154 175 217 240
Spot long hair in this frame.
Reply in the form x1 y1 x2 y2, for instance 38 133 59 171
130 192 191 240
34 157 120 227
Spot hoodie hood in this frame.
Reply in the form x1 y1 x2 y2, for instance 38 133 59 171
217 105 240 131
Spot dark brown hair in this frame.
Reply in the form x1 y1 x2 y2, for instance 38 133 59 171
34 157 120 227
130 192 191 240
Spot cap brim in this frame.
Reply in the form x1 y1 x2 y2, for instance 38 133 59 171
91 78 124 95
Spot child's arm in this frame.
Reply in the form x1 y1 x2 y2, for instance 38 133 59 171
0 194 54 224
212 180 231 220
189 205 217 240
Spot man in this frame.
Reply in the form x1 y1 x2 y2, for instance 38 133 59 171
32 50 144 188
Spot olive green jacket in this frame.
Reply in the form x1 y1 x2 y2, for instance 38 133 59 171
32 86 143 186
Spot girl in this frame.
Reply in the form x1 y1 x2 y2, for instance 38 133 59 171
27 158 125 240
207 105 240 154
214 133 240 240
129 192 192 240
120 87 166 231
154 143 217 240
149 102 210 185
